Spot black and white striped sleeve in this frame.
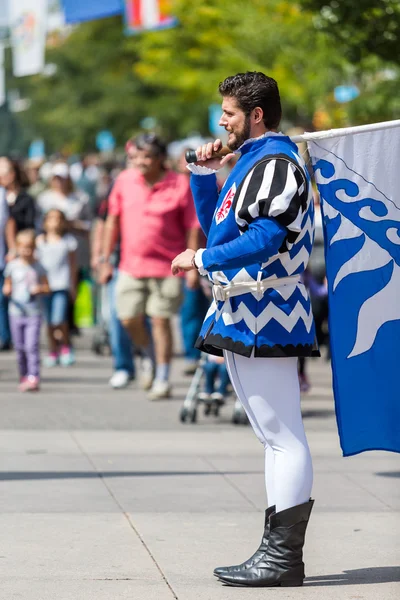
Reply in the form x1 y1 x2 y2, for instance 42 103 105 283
235 157 307 235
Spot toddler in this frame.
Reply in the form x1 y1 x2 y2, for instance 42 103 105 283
199 354 230 405
3 229 49 391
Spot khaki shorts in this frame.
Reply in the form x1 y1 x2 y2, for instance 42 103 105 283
116 272 183 320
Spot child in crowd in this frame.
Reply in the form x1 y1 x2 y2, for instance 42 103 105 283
198 354 230 405
36 209 78 366
3 229 49 391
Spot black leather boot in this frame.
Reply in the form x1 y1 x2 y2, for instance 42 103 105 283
213 505 275 577
217 499 314 587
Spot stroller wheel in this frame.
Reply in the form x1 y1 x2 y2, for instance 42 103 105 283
204 403 212 416
232 407 242 425
239 411 249 425
180 406 197 424
190 407 198 423
212 403 220 417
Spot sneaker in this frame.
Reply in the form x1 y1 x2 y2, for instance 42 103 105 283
198 392 211 402
19 376 40 392
211 391 226 405
26 375 40 392
109 370 132 389
43 353 58 367
59 347 76 367
148 379 171 400
139 357 154 391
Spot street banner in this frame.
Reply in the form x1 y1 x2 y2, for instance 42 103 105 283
61 0 123 24
306 120 400 455
0 44 5 106
9 0 48 77
124 0 177 34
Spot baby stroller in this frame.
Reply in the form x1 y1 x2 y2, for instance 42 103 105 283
179 353 248 425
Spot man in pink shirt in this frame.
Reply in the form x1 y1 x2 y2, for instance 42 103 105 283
100 134 200 399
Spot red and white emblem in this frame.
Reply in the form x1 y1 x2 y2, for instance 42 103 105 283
216 183 236 224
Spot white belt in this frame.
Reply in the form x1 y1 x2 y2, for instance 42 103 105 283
212 275 300 302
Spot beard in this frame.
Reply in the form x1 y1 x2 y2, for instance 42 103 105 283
227 114 251 151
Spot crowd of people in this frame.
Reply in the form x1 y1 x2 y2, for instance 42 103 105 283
0 132 328 396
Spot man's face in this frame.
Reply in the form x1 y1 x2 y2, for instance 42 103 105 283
135 147 163 178
219 96 251 151
126 145 138 169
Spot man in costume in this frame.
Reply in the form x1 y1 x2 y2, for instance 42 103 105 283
171 71 317 588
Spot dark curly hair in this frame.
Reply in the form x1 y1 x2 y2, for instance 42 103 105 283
135 133 167 158
219 72 282 129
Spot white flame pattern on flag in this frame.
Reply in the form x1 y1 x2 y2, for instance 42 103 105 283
309 127 400 358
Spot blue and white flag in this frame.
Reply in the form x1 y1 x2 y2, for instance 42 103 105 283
61 0 123 24
307 120 400 456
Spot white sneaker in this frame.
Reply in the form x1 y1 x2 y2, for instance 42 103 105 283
139 357 154 391
211 392 225 404
148 379 171 400
109 370 131 389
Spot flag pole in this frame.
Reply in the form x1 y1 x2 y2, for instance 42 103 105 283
291 119 400 143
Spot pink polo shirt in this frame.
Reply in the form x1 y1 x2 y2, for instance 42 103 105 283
108 169 199 278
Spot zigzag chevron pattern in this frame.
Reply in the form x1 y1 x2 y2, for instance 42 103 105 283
222 299 313 335
257 300 314 333
204 301 217 321
260 217 312 271
291 215 314 247
261 245 311 275
222 302 256 332
276 282 308 301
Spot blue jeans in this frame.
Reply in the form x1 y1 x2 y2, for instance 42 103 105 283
180 283 210 361
108 271 134 376
43 290 69 326
203 360 230 396
0 269 11 345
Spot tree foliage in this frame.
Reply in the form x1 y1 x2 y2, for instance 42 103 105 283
6 17 153 154
134 0 346 129
300 0 400 63
5 0 400 155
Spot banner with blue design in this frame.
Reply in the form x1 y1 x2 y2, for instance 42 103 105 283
62 0 123 24
307 120 400 455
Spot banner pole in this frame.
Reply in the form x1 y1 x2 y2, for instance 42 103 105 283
290 119 400 144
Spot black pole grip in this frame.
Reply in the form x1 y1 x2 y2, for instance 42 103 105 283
185 149 199 163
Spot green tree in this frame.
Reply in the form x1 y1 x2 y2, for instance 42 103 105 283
0 102 24 156
7 0 400 154
134 0 347 130
300 0 400 63
135 0 400 132
7 17 152 154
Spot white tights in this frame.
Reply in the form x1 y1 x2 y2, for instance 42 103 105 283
224 351 313 513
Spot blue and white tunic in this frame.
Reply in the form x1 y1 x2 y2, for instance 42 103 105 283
190 133 318 358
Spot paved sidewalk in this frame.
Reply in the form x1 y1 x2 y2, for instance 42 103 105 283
0 340 399 599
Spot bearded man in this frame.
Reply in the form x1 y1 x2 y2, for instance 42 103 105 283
172 72 317 588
